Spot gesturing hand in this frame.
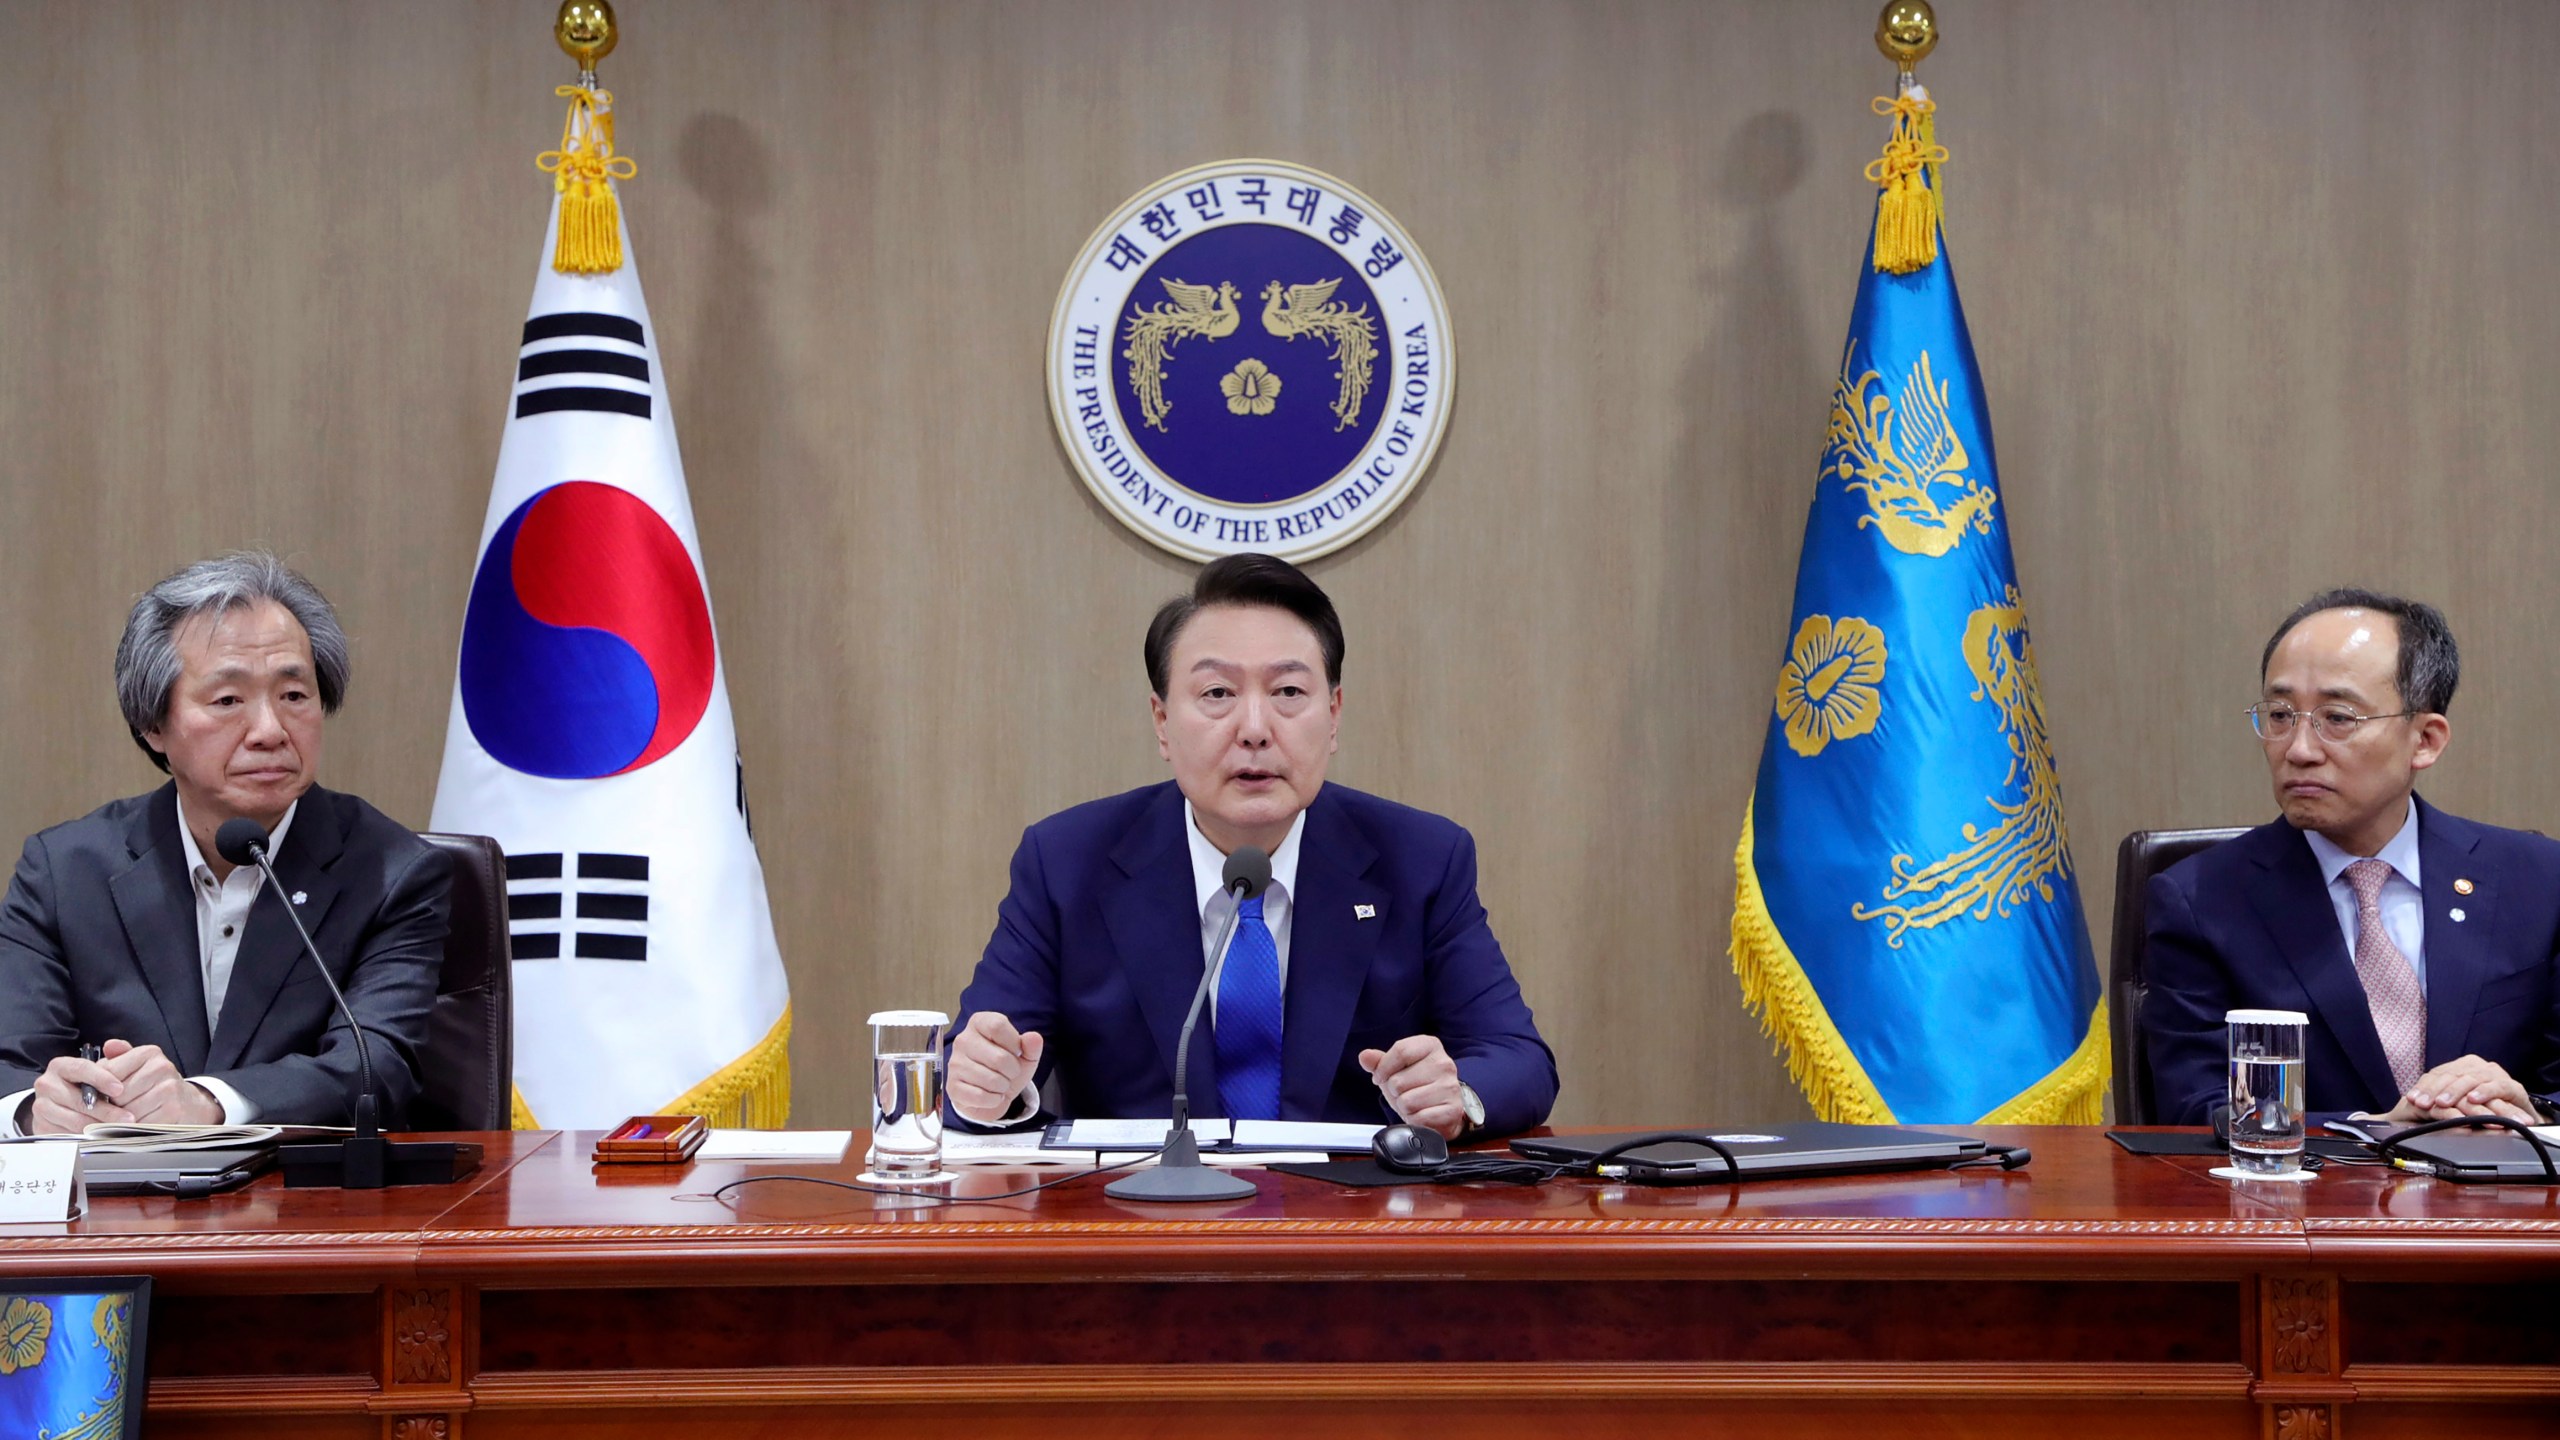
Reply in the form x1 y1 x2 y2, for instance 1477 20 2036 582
949 1010 1044 1123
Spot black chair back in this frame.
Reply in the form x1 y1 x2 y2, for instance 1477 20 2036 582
410 833 514 1131
2109 827 2249 1124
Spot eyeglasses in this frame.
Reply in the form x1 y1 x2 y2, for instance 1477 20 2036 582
2245 702 2416 744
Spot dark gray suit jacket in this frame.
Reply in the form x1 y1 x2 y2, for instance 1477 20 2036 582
0 782 453 1126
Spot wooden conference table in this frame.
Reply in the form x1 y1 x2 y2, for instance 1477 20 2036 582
1 1125 2555 1439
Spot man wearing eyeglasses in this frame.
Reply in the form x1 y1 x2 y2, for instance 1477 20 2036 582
2144 589 2560 1128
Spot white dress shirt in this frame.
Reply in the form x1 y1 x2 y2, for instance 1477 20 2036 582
1185 801 1304 1020
2302 796 2426 989
1 796 292 1135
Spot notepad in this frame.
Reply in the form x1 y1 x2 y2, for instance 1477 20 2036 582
1043 1119 1381 1153
694 1129 854 1162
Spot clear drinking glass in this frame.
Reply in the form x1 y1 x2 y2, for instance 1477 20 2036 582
867 1009 949 1182
2226 1008 2308 1175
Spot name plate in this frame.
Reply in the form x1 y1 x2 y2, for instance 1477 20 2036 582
0 1139 84 1222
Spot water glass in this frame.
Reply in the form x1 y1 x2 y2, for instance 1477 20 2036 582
868 1009 949 1181
2226 1008 2308 1175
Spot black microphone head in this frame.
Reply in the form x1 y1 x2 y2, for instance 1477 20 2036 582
1221 844 1273 899
214 818 268 867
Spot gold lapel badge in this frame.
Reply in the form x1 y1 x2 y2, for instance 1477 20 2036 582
2453 878 2475 895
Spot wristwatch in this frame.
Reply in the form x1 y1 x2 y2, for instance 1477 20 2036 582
1456 1082 1486 1133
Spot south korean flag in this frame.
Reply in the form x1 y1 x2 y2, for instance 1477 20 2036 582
430 145 791 1130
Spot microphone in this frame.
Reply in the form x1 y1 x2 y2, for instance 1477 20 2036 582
215 817 478 1190
1105 844 1270 1202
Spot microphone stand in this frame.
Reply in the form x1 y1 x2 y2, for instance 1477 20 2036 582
1106 883 1260 1202
227 831 480 1189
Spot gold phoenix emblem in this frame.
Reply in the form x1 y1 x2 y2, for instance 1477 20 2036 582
1853 588 2073 946
0 1295 51 1375
1775 615 1888 757
1122 279 1242 431
1827 340 1996 558
1220 358 1282 416
1261 279 1378 430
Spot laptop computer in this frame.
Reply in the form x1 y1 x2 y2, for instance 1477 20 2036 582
2371 1127 2560 1184
1512 1121 1986 1181
83 1147 274 1196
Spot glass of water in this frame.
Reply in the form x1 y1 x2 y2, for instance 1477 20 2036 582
2226 1008 2308 1176
867 1009 949 1182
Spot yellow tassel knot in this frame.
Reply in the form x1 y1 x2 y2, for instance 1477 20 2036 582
537 83 638 275
1865 93 1948 275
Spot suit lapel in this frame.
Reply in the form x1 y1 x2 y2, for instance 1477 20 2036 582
2414 797 2490 1066
1279 792 1384 1119
105 783 210 1071
1099 787 1217 1112
210 789 345 1070
2243 822 2403 1106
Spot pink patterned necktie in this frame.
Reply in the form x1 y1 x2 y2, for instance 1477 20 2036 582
2344 858 2427 1096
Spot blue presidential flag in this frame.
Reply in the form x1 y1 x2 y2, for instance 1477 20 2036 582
1728 83 2106 1125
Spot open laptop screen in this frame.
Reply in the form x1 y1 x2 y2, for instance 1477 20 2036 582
0 1276 151 1440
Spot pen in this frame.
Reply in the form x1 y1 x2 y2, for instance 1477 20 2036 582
77 1043 102 1112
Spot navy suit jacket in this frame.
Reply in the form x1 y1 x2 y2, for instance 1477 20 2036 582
954 782 1559 1135
2143 797 2560 1126
0 783 454 1126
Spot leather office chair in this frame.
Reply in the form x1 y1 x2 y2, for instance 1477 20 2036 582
2110 827 2249 1124
409 833 514 1131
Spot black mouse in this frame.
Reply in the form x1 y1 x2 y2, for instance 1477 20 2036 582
1372 1123 1450 1173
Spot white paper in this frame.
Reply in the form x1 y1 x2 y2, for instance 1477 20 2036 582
695 1129 853 1162
1231 1121 1383 1152
2532 1126 2560 1149
942 1133 1112 1166
1051 1119 1232 1148
0 1138 83 1222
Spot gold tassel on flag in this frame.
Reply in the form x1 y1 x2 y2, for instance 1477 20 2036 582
539 2 636 276
1867 1 1946 276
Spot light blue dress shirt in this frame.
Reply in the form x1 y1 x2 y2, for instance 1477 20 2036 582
2302 797 2426 989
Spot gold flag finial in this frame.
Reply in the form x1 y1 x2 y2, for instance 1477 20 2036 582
1875 0 1937 74
539 0 635 274
556 0 618 74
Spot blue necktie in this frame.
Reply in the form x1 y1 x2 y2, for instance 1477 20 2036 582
1214 893 1284 1121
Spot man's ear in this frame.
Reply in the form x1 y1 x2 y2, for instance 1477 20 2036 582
2410 713 2451 772
1150 692 1172 761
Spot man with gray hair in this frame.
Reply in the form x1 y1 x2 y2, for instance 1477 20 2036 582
0 552 453 1133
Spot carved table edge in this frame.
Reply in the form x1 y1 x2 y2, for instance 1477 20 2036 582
418 1217 2304 1244
2344 1364 2560 1400
466 1360 2258 1409
147 1373 377 1413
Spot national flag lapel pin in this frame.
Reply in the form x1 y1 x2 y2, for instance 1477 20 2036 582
1353 904 1376 920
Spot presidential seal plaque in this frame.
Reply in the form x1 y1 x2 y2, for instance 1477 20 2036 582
1047 160 1454 561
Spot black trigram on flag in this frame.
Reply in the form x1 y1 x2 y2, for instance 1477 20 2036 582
505 851 651 960
514 312 652 419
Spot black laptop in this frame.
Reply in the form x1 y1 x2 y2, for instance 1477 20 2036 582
1512 1121 1985 1181
83 1148 274 1196
2374 1127 2560 1184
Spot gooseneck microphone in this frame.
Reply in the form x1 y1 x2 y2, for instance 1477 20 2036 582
1105 844 1270 1202
216 817 478 1190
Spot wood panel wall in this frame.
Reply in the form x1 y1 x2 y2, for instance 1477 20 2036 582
3 0 2553 1127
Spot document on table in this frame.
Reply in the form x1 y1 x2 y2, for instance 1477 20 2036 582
1043 1119 1381 1153
944 1133 1322 1168
695 1130 854 1162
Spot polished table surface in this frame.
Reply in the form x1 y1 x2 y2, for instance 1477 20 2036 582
3 1125 2556 1438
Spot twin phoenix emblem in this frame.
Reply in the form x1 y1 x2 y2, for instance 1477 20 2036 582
1048 161 1454 561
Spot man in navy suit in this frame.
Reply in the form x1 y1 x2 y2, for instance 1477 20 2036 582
0 553 451 1134
2145 589 2560 1127
949 554 1557 1138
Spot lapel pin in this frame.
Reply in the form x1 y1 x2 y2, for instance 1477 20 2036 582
1353 904 1376 920
2450 907 2467 923
292 891 308 906
2454 877 2475 895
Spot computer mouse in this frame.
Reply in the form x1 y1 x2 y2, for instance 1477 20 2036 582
1372 1123 1450 1173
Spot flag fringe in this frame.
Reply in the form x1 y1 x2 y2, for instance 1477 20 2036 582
1866 93 1947 275
664 1004 794 1128
537 83 637 275
1729 799 1897 1123
1977 998 2111 1124
510 1086 539 1130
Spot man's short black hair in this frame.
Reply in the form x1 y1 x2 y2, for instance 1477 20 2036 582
1144 553 1344 698
2260 587 2460 715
